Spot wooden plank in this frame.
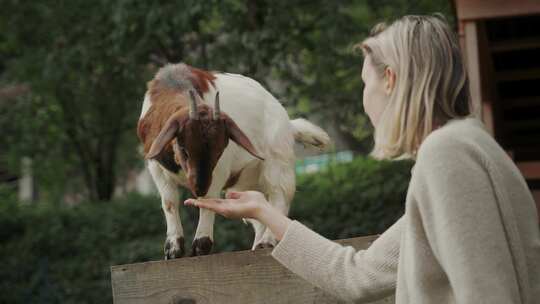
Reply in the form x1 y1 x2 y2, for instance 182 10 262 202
463 21 498 135
463 21 483 119
505 120 540 132
502 96 540 109
532 191 540 221
506 138 540 147
490 37 540 53
454 0 540 21
495 68 540 82
511 146 540 161
517 161 540 180
534 190 540 201
111 235 395 304
477 21 501 139
527 179 540 190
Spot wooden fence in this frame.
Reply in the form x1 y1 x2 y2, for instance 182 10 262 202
111 235 394 304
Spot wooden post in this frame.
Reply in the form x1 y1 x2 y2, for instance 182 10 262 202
18 157 36 202
111 235 394 304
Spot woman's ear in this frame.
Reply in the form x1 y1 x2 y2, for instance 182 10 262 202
384 67 396 95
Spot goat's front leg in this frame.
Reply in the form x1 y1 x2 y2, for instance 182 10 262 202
191 185 224 256
191 207 215 256
148 161 185 259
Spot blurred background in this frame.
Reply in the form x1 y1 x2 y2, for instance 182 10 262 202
1 0 539 303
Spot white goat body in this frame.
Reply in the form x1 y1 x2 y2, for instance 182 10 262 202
139 64 330 258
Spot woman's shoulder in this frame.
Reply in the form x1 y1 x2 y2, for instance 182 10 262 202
416 117 495 168
414 116 527 195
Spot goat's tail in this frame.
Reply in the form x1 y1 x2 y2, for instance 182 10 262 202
290 118 331 150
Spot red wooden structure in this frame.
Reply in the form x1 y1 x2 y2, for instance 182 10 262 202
453 0 540 220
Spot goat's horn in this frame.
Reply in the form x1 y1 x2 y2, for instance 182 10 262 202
188 90 199 119
214 91 220 120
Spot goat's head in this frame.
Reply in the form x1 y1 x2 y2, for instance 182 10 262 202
146 90 264 197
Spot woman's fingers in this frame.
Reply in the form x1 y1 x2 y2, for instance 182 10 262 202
225 191 243 199
185 197 253 219
184 198 196 206
184 198 223 213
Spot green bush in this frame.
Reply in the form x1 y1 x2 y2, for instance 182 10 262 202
0 156 412 303
291 156 412 238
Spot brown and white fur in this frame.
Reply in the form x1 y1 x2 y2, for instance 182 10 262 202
138 63 330 259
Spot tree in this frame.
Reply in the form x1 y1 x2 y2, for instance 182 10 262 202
1 1 220 201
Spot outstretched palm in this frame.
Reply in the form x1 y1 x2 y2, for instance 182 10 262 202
184 191 267 219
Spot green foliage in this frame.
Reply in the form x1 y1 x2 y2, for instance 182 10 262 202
291 156 412 238
0 192 253 304
0 194 161 304
0 157 412 303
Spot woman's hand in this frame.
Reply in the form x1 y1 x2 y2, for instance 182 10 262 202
184 190 293 241
184 190 267 220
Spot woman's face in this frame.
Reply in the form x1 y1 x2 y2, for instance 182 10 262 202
362 55 391 128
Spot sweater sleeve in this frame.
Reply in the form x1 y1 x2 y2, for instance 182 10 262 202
414 138 523 304
271 216 402 302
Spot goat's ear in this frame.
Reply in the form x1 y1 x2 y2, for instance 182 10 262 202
225 116 265 160
146 118 181 160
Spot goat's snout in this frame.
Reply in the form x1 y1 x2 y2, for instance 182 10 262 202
187 172 210 198
194 181 210 198
195 188 207 198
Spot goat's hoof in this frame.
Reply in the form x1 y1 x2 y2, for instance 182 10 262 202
191 237 213 256
164 236 185 260
255 242 275 249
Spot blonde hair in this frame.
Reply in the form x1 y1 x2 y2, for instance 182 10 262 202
357 14 472 159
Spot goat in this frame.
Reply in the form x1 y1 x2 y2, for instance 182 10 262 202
137 63 330 259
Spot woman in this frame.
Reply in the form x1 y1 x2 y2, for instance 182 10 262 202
185 15 540 303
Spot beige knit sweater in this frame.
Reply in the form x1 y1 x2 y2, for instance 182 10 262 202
272 117 540 303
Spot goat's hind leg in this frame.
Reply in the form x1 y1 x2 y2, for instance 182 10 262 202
246 218 268 250
255 190 292 249
255 164 295 249
148 160 185 259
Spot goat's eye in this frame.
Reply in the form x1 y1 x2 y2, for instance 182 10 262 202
180 148 189 159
